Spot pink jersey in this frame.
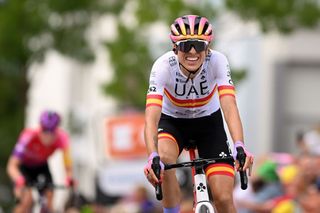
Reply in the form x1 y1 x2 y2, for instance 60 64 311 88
12 128 69 166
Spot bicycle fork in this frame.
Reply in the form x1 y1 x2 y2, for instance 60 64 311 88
189 150 215 213
193 173 215 212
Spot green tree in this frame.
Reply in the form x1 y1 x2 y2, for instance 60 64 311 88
104 0 216 110
225 0 320 33
104 0 320 110
0 0 122 209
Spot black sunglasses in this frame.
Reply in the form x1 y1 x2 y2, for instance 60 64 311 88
175 40 209 53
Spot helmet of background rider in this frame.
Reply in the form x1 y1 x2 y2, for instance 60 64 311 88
39 110 61 132
170 15 214 43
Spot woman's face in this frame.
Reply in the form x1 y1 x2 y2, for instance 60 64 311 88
175 40 209 72
39 131 56 146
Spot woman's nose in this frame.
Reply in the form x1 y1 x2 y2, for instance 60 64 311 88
188 46 197 53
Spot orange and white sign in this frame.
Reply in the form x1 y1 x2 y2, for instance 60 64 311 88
105 113 146 159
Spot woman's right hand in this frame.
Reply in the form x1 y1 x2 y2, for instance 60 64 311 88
144 152 164 186
14 175 26 198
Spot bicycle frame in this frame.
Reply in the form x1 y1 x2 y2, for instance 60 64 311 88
31 176 54 213
30 176 67 213
15 180 51 213
33 189 49 213
189 149 215 213
33 184 70 213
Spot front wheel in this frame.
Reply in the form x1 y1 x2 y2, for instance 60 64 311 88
39 197 50 213
200 205 210 213
195 203 215 213
39 205 50 213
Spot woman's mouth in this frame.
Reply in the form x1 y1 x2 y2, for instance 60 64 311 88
185 56 199 61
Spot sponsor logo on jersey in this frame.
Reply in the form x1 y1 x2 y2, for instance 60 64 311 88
174 79 209 97
176 72 184 77
150 69 157 77
147 86 157 93
200 69 206 75
169 56 177 66
226 64 231 72
150 80 157 85
185 109 201 114
175 78 186 83
197 110 207 115
175 111 187 116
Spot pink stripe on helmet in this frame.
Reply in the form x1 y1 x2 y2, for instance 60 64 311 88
169 15 213 43
205 23 213 36
198 17 208 35
176 18 186 35
187 15 197 35
170 24 180 36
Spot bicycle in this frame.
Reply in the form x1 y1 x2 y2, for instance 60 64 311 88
152 146 248 213
15 174 69 213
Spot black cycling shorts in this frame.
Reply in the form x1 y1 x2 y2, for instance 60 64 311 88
19 163 53 188
158 109 234 168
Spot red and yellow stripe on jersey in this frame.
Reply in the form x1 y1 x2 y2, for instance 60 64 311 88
164 85 217 108
218 85 235 99
146 94 163 108
205 163 235 178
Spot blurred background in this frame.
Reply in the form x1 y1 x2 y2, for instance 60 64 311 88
1 0 320 212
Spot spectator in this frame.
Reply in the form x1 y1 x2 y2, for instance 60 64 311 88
301 123 320 156
235 160 284 213
110 185 161 213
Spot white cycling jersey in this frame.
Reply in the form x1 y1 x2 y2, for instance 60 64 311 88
146 50 236 118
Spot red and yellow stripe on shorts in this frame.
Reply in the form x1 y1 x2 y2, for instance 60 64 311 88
218 85 235 99
205 163 235 178
158 132 179 152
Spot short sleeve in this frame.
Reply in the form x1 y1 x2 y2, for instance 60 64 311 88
212 52 236 99
56 129 70 150
12 129 34 158
145 56 170 108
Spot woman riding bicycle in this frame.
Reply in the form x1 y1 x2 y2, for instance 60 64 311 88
7 110 74 213
143 15 254 213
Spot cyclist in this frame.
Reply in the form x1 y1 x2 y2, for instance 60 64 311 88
7 110 74 213
143 15 254 213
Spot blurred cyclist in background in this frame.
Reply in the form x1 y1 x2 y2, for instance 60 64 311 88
7 110 74 213
144 15 254 213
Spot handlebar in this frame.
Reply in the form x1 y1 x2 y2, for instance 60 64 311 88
152 156 163 200
15 177 74 205
164 157 229 170
151 153 248 200
28 182 68 194
236 146 248 190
